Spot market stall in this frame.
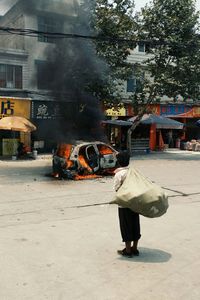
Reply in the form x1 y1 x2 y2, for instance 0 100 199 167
128 114 184 151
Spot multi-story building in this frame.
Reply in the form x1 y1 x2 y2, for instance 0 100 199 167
0 0 79 154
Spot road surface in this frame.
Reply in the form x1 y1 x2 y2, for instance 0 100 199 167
0 150 200 300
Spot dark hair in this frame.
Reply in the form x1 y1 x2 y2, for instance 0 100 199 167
116 151 130 167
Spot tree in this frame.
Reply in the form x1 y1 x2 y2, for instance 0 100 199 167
92 0 200 105
84 0 138 105
125 0 200 151
80 0 200 129
139 0 200 101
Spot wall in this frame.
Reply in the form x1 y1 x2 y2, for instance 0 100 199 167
0 6 25 50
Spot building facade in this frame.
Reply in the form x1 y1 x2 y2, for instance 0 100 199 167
0 0 79 154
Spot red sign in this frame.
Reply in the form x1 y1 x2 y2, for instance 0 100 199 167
126 104 160 116
160 105 200 118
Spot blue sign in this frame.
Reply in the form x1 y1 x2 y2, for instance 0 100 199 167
160 105 192 116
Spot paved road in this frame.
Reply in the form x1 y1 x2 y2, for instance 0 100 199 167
0 151 200 300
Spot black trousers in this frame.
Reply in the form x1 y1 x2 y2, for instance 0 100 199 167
118 207 141 242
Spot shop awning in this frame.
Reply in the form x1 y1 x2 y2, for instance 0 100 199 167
196 120 200 127
128 114 184 129
102 120 132 127
0 116 36 132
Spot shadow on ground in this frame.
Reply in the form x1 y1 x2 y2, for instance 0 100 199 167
118 247 171 263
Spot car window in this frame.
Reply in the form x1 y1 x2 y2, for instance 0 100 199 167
86 145 97 159
85 145 99 169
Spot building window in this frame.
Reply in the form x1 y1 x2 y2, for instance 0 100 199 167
0 64 22 89
38 16 63 43
127 78 137 92
138 42 145 52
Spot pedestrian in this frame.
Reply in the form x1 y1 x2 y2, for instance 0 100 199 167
17 142 27 159
167 130 174 148
113 151 141 257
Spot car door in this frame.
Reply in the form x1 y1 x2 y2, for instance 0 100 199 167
97 144 117 169
85 145 99 172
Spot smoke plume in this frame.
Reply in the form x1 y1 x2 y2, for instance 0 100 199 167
21 0 108 144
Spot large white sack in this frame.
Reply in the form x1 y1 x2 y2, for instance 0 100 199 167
110 167 169 218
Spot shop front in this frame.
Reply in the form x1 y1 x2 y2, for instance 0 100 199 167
0 96 31 156
128 114 184 152
103 102 198 151
31 100 61 152
104 104 129 150
124 103 200 151
160 104 200 149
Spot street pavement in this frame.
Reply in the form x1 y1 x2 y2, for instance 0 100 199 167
0 150 200 300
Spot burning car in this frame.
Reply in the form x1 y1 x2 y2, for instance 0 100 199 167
52 141 118 180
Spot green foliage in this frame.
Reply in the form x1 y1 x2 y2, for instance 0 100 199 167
140 0 200 101
80 0 200 108
85 0 138 104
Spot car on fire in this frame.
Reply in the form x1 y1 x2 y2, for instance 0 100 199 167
52 141 119 179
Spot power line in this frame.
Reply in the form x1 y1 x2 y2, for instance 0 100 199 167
0 26 135 41
0 26 199 47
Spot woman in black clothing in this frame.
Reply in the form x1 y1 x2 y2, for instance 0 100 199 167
113 151 141 257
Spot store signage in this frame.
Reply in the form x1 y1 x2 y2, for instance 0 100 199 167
31 101 61 120
127 104 160 116
193 106 200 117
105 105 126 117
160 105 200 117
0 97 30 119
147 104 160 115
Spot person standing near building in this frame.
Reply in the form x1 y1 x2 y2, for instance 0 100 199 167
113 151 141 257
17 142 27 159
167 130 174 148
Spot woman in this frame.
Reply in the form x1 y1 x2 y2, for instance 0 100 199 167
114 151 141 257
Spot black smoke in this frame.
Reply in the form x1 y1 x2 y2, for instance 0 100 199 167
21 0 108 144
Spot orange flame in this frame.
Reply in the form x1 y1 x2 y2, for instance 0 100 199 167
57 143 72 158
74 174 102 180
78 154 93 173
98 145 114 155
53 143 116 180
56 143 74 168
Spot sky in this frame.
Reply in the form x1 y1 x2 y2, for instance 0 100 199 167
134 0 200 11
0 0 200 14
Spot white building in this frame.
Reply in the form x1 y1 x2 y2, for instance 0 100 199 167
0 0 79 153
0 0 79 93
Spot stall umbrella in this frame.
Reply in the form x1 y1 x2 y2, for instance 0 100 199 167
196 120 200 127
0 116 36 157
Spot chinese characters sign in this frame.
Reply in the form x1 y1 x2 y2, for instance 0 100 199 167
31 101 61 120
0 97 31 119
127 104 200 118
